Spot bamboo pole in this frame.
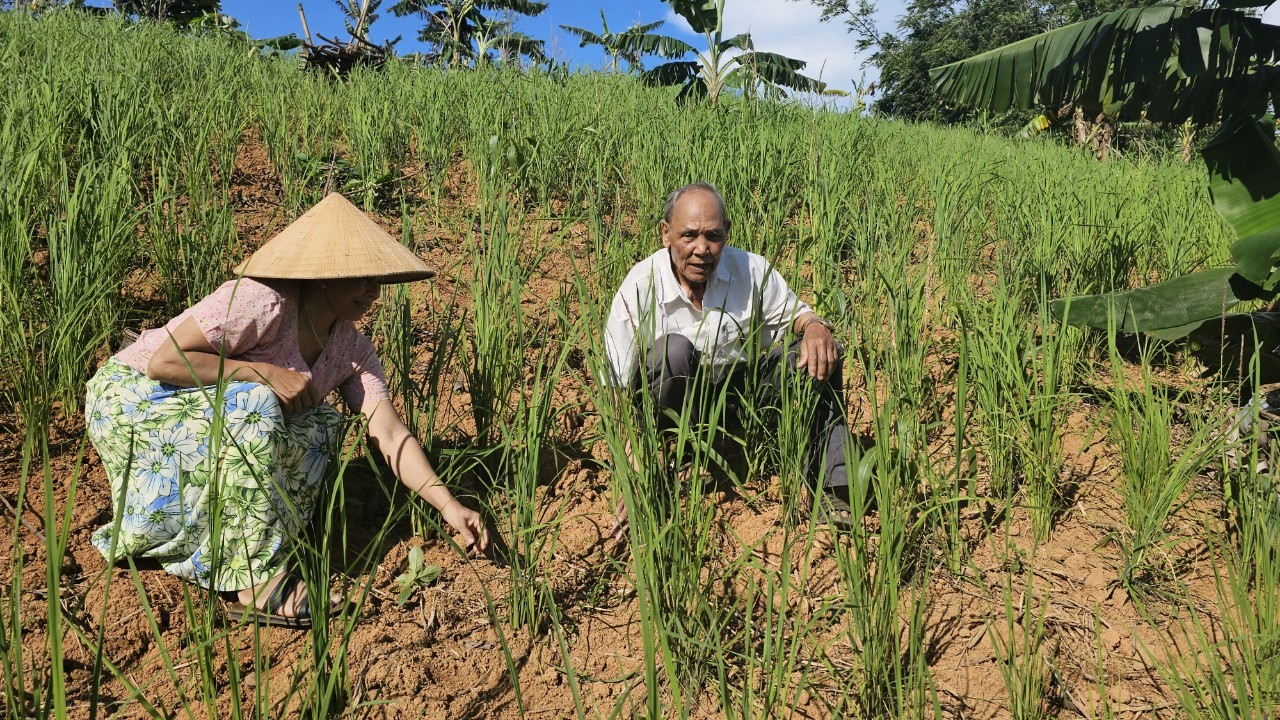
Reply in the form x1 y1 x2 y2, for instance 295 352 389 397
352 0 372 44
298 3 313 46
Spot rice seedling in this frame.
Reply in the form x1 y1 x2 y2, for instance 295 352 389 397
459 193 545 447
1106 341 1226 602
990 567 1050 720
491 299 574 632
146 149 240 316
1152 532 1280 719
1021 288 1071 543
960 278 1031 502
835 317 936 716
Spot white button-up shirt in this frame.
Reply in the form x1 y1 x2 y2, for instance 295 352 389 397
603 246 812 385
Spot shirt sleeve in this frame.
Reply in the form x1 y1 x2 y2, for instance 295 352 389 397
190 279 286 357
602 289 639 387
759 265 812 338
338 334 392 410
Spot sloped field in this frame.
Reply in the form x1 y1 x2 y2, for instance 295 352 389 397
2 10 1273 719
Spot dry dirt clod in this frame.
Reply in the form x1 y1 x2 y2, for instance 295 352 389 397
1100 627 1122 651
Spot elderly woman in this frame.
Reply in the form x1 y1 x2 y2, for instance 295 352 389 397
85 193 487 627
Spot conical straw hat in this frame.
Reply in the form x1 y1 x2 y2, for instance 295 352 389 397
236 193 435 282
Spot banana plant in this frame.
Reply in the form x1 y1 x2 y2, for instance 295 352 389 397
391 0 547 67
560 11 693 73
930 2 1280 340
642 0 826 105
473 15 546 66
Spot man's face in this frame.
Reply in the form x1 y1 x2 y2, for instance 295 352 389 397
661 189 728 292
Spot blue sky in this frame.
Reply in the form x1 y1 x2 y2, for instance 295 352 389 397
220 0 907 95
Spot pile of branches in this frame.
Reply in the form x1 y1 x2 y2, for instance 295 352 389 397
297 1 392 76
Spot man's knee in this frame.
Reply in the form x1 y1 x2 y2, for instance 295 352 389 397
649 334 696 377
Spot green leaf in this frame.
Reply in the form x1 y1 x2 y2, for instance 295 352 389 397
621 32 695 60
1205 116 1280 285
929 4 1280 124
394 548 443 606
718 32 753 52
419 564 444 584
642 60 701 88
559 24 603 48
396 581 416 606
476 0 547 17
738 51 825 94
1050 267 1272 338
668 0 720 34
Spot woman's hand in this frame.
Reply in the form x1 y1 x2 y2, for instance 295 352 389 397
364 400 492 555
253 363 321 417
442 498 490 554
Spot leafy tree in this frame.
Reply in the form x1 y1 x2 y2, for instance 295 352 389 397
560 11 693 73
643 0 826 105
929 4 1280 344
807 0 1133 120
390 0 547 67
111 0 219 26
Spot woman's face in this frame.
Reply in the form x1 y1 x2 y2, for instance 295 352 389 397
321 277 381 321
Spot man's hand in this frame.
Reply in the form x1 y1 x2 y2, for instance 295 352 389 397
253 363 322 416
795 316 838 381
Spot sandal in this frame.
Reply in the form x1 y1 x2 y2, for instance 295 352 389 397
811 489 856 532
227 573 316 629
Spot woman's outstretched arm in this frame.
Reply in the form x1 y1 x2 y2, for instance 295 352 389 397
363 399 491 553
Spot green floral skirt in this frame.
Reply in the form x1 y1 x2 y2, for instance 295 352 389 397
86 359 343 592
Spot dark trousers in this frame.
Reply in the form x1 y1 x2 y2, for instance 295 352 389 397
631 334 851 491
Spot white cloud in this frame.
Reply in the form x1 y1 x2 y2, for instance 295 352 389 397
662 0 883 101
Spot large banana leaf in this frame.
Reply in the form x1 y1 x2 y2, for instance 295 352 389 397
669 0 720 34
1049 115 1280 338
642 60 709 103
621 32 695 60
492 31 546 62
559 24 603 47
477 0 547 15
1209 116 1280 284
739 51 825 94
1049 267 1273 339
718 32 753 52
930 4 1280 124
642 60 701 87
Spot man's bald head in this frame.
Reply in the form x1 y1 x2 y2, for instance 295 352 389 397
663 182 727 226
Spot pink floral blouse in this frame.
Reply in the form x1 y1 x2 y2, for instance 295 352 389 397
116 278 391 409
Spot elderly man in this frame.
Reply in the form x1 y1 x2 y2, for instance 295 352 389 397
603 182 855 531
